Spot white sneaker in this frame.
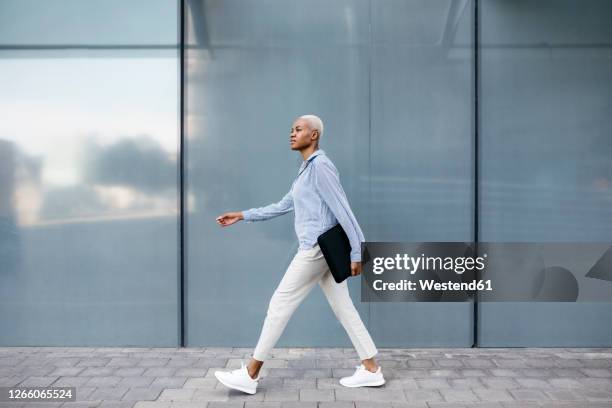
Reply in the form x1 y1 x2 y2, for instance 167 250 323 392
214 360 261 394
339 364 385 387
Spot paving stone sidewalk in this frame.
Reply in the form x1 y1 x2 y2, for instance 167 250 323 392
1 347 612 408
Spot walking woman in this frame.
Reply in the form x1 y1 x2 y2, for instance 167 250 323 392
214 115 384 394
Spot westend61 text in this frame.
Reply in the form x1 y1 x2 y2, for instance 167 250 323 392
372 279 493 291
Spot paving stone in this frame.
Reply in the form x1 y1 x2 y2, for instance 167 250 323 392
579 377 612 390
266 369 305 379
425 403 469 408
547 378 583 388
581 368 612 378
298 389 334 401
508 388 550 401
332 369 358 378
61 402 103 407
76 358 111 367
17 375 59 387
85 376 122 387
117 376 155 388
107 358 137 367
366 388 406 402
183 377 218 389
280 402 317 408
317 378 344 389
143 368 178 377
317 402 354 408
480 377 519 389
415 378 450 389
81 367 116 377
122 387 164 401
334 388 370 401
263 390 299 402
520 369 550 378
405 360 433 369
472 388 514 402
427 370 458 378
286 360 317 369
244 403 281 408
173 367 207 377
150 377 188 388
354 403 393 408
552 368 586 377
192 388 230 401
302 369 332 378
75 386 97 401
516 378 552 389
525 358 557 368
574 388 612 401
133 402 172 408
488 369 519 377
166 358 195 368
207 403 246 408
98 402 136 408
49 366 85 376
438 388 479 402
113 367 146 377
433 359 464 368
492 359 528 369
282 379 316 389
448 378 483 389
463 359 496 369
402 389 443 402
88 386 129 401
460 369 487 377
544 389 582 401
158 388 197 401
257 378 285 392
138 358 170 367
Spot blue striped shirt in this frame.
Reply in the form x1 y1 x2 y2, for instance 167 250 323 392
242 149 365 262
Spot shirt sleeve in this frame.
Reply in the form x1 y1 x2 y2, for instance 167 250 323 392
241 188 294 223
313 160 365 262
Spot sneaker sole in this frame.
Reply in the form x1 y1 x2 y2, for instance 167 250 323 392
214 372 257 394
340 378 386 388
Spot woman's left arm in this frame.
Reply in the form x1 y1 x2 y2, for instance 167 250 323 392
313 160 365 263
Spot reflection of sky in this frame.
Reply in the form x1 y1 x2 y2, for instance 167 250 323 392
0 56 178 186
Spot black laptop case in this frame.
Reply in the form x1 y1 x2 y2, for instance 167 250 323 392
317 223 353 283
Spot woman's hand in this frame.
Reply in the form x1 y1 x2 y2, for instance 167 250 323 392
351 261 362 276
216 212 244 227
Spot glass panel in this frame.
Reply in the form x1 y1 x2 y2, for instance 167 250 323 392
186 0 474 347
479 0 612 346
0 0 180 346
368 0 475 346
185 0 371 347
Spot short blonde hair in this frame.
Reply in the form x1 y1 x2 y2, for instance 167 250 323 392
299 114 324 138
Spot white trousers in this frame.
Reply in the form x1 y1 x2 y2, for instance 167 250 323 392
252 243 378 361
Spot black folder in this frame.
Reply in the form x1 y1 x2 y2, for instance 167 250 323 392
317 223 354 283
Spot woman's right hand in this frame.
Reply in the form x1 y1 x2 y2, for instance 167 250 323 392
216 212 244 227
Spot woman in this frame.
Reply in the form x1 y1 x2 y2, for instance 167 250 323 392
214 115 384 394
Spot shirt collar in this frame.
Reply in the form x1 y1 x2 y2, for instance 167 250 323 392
299 149 325 171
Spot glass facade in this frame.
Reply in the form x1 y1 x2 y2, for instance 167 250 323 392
478 0 612 346
0 0 180 346
0 0 610 347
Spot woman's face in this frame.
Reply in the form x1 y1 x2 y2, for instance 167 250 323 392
290 118 317 150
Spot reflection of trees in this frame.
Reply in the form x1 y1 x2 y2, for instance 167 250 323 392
40 185 107 220
83 136 176 192
35 135 177 221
